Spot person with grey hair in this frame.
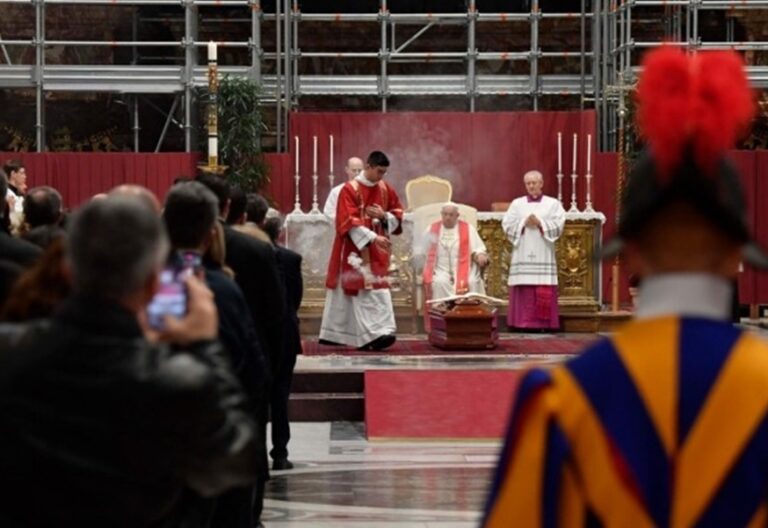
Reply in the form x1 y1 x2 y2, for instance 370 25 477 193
0 195 259 527
0 167 41 267
261 206 303 470
502 170 565 331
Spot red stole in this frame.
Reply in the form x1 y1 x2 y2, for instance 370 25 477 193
325 179 404 295
423 220 471 296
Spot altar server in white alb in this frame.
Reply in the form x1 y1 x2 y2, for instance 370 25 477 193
422 203 489 300
323 156 364 218
502 170 565 330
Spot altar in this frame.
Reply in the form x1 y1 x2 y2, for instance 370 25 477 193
286 210 607 332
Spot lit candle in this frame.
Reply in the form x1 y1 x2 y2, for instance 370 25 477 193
557 132 562 173
587 133 592 174
207 41 217 62
313 135 318 174
329 135 334 173
572 133 578 174
294 136 299 174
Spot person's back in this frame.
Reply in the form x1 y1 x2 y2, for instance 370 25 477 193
484 48 768 527
0 195 258 527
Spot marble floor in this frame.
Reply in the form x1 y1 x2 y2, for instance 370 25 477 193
263 421 499 528
264 324 768 527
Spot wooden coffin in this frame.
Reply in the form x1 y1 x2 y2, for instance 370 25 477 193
428 300 498 350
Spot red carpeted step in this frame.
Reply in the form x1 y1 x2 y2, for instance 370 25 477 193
304 336 594 356
364 370 523 440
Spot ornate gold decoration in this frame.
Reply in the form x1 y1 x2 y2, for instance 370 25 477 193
477 218 512 299
555 219 601 313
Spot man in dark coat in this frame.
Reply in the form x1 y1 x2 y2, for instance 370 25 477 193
0 195 258 528
163 180 268 528
263 206 303 470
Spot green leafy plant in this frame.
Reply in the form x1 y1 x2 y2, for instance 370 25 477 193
217 76 269 192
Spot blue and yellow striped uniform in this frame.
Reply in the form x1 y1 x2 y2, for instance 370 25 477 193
483 316 768 527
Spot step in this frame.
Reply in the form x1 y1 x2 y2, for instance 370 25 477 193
288 392 364 422
291 370 363 394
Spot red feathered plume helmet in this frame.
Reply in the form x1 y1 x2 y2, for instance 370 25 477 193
603 46 768 267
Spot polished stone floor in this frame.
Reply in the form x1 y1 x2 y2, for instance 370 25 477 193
265 324 768 527
264 422 499 527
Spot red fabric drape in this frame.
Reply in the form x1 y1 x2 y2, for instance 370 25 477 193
286 111 597 213
0 152 200 208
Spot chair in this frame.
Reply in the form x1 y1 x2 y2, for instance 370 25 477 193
405 175 453 211
411 202 479 323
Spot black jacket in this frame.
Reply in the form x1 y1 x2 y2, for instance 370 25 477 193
0 231 41 268
0 296 258 528
222 224 286 370
204 264 267 402
275 245 303 359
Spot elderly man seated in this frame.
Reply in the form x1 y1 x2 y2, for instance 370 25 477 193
421 202 489 300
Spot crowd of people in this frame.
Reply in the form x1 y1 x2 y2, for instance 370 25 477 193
0 164 301 528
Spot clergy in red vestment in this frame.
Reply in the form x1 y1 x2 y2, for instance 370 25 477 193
319 151 404 351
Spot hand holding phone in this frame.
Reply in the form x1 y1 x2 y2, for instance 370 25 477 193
157 275 218 345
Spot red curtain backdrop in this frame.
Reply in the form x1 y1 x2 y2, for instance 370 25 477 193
286 111 597 212
0 152 200 208
3 111 767 304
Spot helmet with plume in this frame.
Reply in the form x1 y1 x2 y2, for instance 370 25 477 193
603 46 768 267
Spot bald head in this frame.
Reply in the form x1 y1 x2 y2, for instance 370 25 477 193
523 170 544 199
345 157 364 181
109 184 161 214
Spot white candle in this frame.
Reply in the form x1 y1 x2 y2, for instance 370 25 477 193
329 135 334 173
557 132 562 173
572 133 578 173
587 133 592 174
294 136 299 173
208 137 217 158
313 135 318 174
207 41 217 62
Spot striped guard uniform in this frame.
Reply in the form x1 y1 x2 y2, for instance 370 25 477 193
483 316 768 528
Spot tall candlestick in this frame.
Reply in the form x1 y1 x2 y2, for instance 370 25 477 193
292 135 302 214
312 135 318 174
310 135 320 214
557 132 562 174
569 133 579 213
328 134 335 194
572 133 578 174
208 41 217 62
294 136 299 173
584 133 594 212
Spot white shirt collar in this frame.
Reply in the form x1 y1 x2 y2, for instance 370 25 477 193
635 273 733 321
355 174 377 187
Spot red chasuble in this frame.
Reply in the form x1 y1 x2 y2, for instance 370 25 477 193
325 179 404 295
423 219 472 296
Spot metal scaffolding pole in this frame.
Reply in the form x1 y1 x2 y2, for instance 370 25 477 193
184 0 197 152
133 95 140 152
34 0 44 151
251 0 261 82
468 0 477 112
580 0 586 109
283 0 291 149
530 0 540 110
275 0 282 152
380 0 389 112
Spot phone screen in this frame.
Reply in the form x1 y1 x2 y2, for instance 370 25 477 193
146 252 201 330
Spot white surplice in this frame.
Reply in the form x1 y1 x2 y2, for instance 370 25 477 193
501 195 565 286
323 183 345 218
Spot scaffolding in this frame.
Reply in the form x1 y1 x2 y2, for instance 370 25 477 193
0 0 766 152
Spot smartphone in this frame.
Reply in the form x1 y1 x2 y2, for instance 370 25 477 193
146 251 202 330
